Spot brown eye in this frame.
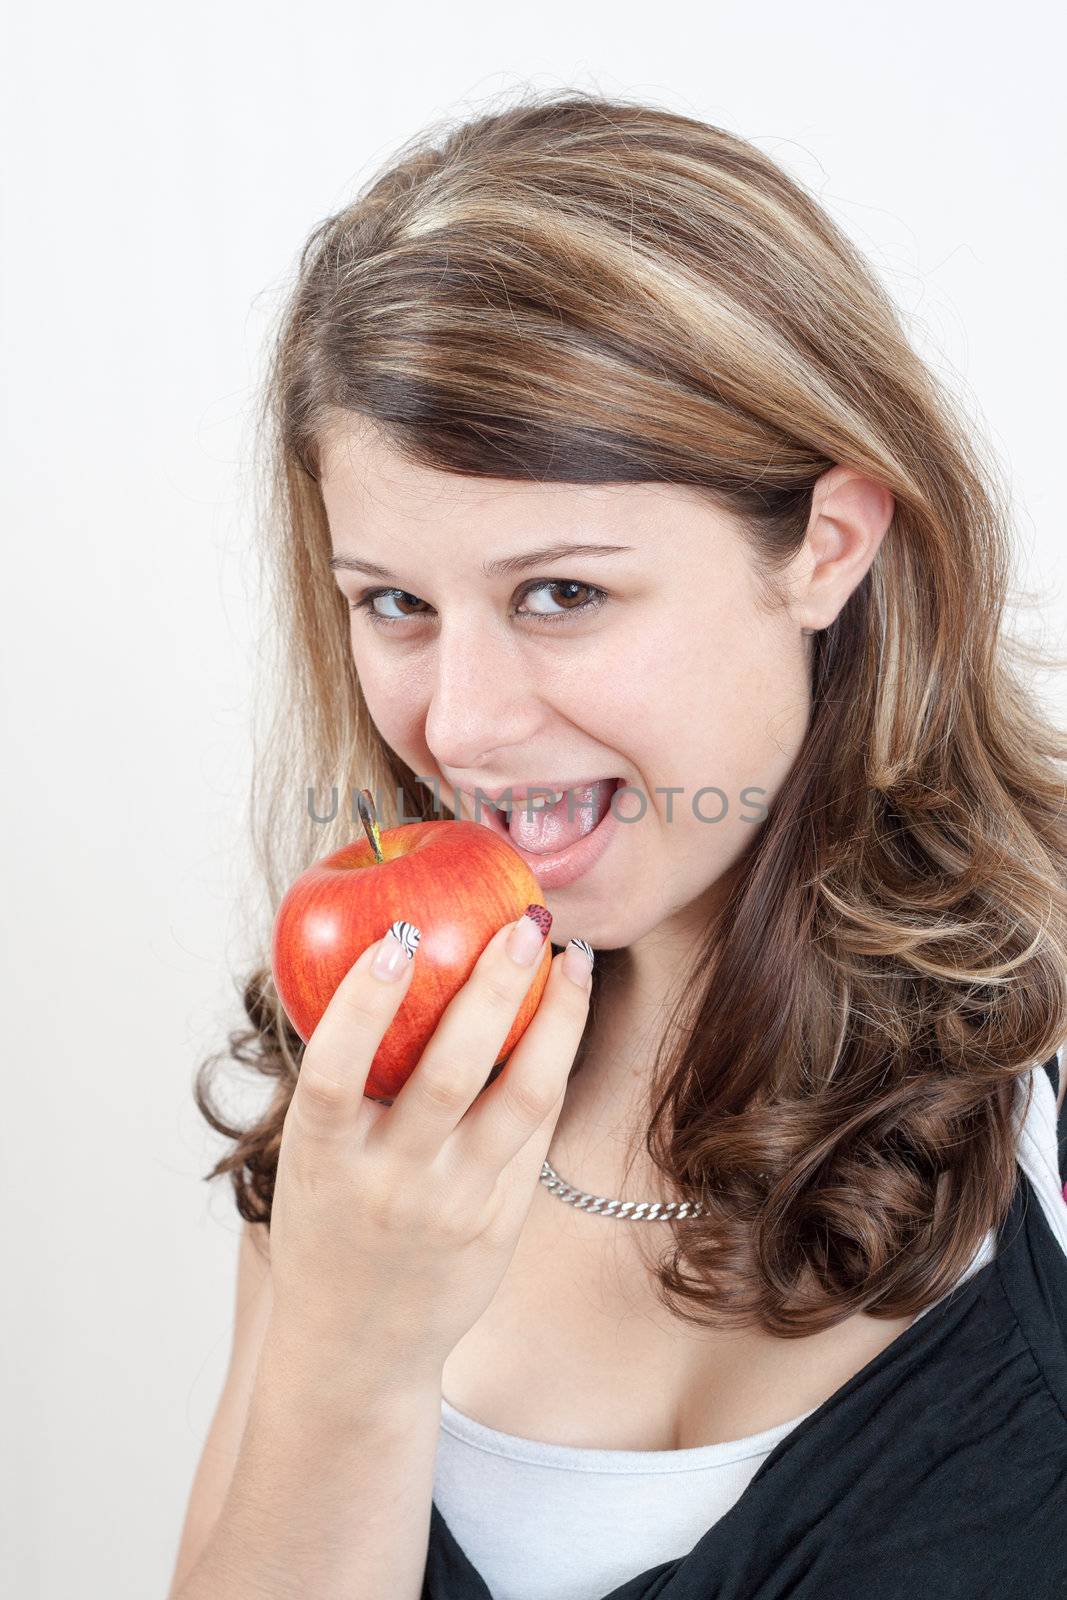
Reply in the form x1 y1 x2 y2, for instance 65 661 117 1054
350 588 428 622
518 581 606 620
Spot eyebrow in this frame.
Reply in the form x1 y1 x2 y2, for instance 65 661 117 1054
328 541 635 581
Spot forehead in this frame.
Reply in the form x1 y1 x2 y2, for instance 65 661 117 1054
317 416 726 557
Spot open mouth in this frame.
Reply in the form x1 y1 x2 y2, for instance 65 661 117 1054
468 777 625 890
479 777 620 848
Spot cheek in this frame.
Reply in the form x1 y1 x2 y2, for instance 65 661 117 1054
618 608 807 807
351 647 428 749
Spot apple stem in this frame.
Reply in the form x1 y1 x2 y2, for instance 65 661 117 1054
357 787 385 864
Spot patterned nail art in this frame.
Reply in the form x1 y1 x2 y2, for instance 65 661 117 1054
388 919 421 959
523 903 553 938
567 937 594 969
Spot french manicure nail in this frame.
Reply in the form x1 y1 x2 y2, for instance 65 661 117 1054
506 903 552 966
562 936 594 986
371 919 421 980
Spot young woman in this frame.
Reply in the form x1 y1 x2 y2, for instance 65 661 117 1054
170 91 1067 1600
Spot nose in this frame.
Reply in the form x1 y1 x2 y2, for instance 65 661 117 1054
423 618 544 772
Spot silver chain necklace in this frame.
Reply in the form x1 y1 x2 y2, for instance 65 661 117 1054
538 1157 706 1220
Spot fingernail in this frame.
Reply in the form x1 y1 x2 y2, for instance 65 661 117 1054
506 903 552 966
371 919 420 980
562 937 594 987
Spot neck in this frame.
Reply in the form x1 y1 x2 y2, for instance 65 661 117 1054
547 880 732 1204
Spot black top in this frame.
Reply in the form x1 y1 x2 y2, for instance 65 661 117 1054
422 1055 1067 1599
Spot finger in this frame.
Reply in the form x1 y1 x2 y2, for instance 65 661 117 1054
456 938 594 1175
380 905 553 1162
290 919 420 1139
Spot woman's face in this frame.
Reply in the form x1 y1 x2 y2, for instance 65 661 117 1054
319 420 880 952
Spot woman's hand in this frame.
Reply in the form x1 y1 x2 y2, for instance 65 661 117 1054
264 907 593 1396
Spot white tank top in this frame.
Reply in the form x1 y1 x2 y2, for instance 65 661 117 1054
432 1055 1067 1600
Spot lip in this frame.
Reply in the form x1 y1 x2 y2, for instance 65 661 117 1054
462 776 625 890
450 775 618 807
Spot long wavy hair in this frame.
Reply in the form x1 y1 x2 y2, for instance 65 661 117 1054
194 87 1067 1336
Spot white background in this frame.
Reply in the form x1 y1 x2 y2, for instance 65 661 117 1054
3 3 1065 1596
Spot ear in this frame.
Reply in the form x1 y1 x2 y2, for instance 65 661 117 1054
788 465 895 634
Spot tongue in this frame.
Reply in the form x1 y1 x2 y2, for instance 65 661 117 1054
506 779 617 854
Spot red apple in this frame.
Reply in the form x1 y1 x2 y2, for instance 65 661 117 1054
271 807 552 1100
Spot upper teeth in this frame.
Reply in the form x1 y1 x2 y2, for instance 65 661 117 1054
493 789 566 813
